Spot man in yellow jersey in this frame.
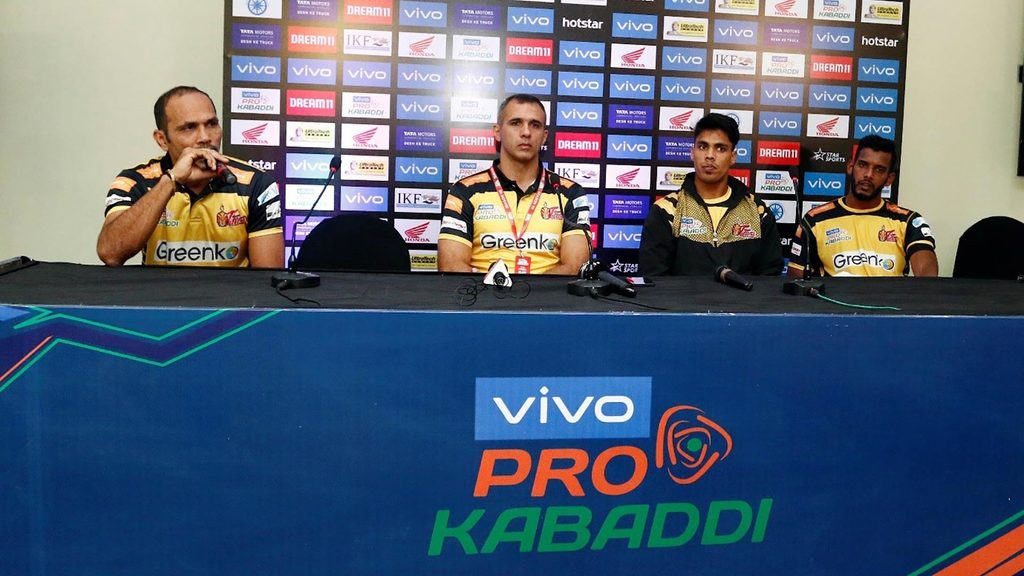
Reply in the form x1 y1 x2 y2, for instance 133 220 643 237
788 135 938 277
639 113 783 275
97 86 283 268
438 94 591 275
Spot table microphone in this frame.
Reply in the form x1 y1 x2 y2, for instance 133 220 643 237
272 155 341 290
715 265 753 291
215 162 237 185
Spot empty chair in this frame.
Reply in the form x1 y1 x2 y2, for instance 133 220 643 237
952 216 1024 279
292 214 411 272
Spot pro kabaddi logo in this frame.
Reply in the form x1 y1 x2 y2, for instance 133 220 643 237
428 377 770 556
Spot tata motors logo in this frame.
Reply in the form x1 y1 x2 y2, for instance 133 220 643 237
232 24 280 50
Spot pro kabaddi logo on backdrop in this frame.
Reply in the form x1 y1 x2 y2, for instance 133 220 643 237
427 377 772 556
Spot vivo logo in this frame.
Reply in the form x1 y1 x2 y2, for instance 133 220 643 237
863 64 896 76
294 65 331 77
401 102 441 113
764 118 798 129
456 74 495 86
856 122 894 135
402 8 444 20
509 76 548 88
611 142 649 153
666 84 702 95
860 94 895 105
608 230 642 242
564 48 601 59
765 89 800 100
512 14 550 26
617 21 655 32
667 53 702 65
291 160 328 172
492 388 634 425
563 79 600 90
561 109 599 120
614 81 651 92
237 63 277 75
816 32 851 44
715 86 752 97
402 70 441 83
399 164 440 175
344 192 386 205
347 69 387 80
718 26 754 38
809 178 842 190
813 92 849 103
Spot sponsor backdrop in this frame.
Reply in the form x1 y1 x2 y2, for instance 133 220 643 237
223 0 910 273
1 305 1021 574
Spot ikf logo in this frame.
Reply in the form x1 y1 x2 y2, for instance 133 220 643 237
812 25 854 51
809 84 851 109
612 13 659 39
508 7 554 34
342 60 389 87
761 82 803 107
559 41 606 67
854 116 897 139
399 1 447 27
232 56 280 82
758 111 802 136
662 47 707 72
661 77 705 102
290 58 335 85
557 102 603 128
396 156 443 183
558 72 605 98
610 74 655 99
604 225 643 249
857 87 898 112
711 79 754 105
804 172 846 196
859 58 900 83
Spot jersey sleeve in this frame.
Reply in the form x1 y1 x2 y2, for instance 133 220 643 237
104 170 148 216
246 173 282 236
438 181 474 246
638 197 677 276
904 211 936 257
558 180 591 237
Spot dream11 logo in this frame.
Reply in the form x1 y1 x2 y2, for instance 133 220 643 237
427 377 772 557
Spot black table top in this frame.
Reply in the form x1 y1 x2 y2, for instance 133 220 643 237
1 262 1022 316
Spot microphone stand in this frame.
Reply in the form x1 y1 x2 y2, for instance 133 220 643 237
271 156 340 290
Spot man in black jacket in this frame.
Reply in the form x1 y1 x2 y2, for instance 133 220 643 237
639 113 783 276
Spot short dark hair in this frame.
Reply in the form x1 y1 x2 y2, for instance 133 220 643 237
497 94 546 125
693 113 740 148
856 135 898 171
154 86 215 133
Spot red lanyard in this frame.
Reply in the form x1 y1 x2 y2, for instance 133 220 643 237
489 167 546 251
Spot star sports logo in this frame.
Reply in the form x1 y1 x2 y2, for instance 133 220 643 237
404 222 431 240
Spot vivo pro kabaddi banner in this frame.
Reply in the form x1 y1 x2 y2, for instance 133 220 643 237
222 0 910 272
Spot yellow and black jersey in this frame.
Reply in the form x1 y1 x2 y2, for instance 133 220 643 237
105 154 282 267
439 161 590 274
790 198 935 277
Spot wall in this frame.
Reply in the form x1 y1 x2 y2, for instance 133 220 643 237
1 0 1021 275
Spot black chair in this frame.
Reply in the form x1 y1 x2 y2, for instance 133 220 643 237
952 216 1024 279
292 214 411 272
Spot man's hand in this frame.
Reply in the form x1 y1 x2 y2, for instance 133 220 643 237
170 147 230 189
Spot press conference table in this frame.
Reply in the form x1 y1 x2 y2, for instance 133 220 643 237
1 263 1022 576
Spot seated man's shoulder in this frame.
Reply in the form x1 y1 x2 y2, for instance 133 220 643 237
882 201 915 217
808 199 840 218
454 170 491 189
125 157 164 180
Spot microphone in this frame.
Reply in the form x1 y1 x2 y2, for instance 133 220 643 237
598 270 637 298
715 265 753 291
215 162 237 185
271 155 341 290
783 219 826 296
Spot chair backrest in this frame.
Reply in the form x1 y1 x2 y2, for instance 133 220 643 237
293 214 411 272
952 216 1024 279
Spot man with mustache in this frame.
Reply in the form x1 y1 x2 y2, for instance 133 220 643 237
640 113 783 276
788 135 938 277
97 86 283 268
